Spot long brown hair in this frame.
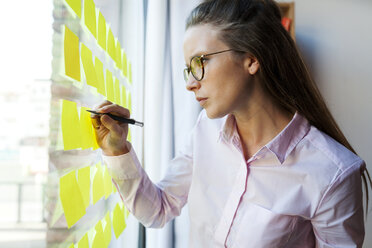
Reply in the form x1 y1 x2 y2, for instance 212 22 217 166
186 0 371 214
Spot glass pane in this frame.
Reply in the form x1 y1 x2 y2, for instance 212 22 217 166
0 0 52 247
0 0 143 247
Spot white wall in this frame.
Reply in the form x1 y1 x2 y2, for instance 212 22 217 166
277 0 372 246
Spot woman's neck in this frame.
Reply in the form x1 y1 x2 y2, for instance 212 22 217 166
232 99 293 159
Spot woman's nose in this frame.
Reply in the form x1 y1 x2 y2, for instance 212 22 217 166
185 76 201 92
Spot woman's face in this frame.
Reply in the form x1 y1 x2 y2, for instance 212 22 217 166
183 24 259 119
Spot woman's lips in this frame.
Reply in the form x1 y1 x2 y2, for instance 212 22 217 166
196 97 208 106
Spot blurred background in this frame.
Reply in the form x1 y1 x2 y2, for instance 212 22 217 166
0 0 371 247
0 0 52 247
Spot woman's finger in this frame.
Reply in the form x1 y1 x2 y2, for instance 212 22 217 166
90 101 113 119
100 114 124 135
98 104 130 118
94 100 113 111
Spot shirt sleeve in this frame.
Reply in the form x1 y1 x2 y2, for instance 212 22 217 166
311 160 365 247
102 130 194 228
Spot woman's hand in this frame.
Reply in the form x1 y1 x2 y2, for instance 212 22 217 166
91 101 131 156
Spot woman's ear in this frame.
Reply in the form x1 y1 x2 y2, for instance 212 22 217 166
244 56 260 75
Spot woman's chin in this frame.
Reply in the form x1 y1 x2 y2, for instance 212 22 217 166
205 108 226 119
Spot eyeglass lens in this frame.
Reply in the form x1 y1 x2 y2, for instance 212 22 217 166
184 56 204 82
191 57 203 81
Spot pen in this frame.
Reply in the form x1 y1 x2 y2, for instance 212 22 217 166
87 110 144 127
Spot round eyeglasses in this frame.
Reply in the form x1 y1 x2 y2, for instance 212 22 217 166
183 49 240 82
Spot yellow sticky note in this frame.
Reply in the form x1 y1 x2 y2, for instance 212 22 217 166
127 128 131 142
122 51 128 78
81 44 98 89
112 203 126 239
84 0 97 38
120 85 127 108
98 12 107 51
114 78 121 105
113 38 119 63
92 163 105 204
64 26 80 82
65 0 81 18
103 166 113 199
59 170 86 228
68 243 74 248
92 128 100 150
127 91 132 112
107 28 116 61
103 212 112 247
94 58 106 96
77 166 91 209
77 233 89 248
128 62 132 83
80 107 95 149
116 41 122 69
92 221 105 248
61 100 82 150
105 70 115 102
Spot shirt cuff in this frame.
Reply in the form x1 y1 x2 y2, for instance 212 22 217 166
102 144 141 180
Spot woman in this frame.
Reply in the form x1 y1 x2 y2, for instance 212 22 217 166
91 0 370 247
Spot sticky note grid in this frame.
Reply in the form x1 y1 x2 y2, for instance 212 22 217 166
61 0 134 152
63 0 133 93
62 25 132 110
61 163 130 247
59 0 135 246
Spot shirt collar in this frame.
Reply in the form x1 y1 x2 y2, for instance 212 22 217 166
265 112 310 164
218 114 237 143
218 112 311 164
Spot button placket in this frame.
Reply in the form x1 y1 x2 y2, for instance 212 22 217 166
213 156 248 245
223 157 253 247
